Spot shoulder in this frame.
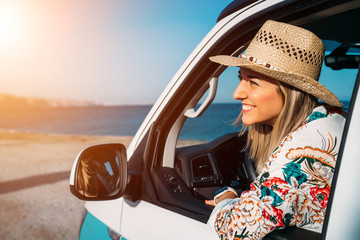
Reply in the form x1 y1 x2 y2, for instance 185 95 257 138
301 105 345 130
262 106 345 174
290 105 345 146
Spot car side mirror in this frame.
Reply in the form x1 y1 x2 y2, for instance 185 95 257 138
69 143 128 200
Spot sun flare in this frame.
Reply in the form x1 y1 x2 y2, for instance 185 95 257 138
0 2 30 50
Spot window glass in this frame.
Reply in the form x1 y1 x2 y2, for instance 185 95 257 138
177 67 240 146
320 41 358 109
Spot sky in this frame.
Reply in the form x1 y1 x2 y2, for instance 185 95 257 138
0 0 356 105
0 0 232 105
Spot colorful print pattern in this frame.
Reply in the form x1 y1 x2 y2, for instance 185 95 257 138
209 106 345 239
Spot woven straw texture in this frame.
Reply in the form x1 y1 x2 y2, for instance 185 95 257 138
210 20 342 107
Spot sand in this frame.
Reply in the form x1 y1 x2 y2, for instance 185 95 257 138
0 131 133 240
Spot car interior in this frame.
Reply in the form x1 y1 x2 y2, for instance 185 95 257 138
125 0 360 239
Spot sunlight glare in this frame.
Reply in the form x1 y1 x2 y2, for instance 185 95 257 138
0 3 29 50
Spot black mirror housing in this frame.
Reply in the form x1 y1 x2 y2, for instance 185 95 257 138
69 143 128 201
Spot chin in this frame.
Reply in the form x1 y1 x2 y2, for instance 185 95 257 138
242 119 272 126
241 119 256 125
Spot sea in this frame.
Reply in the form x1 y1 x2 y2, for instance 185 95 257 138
0 101 350 141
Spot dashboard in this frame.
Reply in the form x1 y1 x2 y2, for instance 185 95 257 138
149 132 256 221
174 132 256 200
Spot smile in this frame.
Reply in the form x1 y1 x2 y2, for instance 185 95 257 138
242 104 255 112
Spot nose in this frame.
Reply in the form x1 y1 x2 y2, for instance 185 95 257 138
233 82 247 100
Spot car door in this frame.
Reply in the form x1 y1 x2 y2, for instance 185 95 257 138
120 200 217 239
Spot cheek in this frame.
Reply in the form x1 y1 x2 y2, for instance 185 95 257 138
256 90 284 114
270 92 284 116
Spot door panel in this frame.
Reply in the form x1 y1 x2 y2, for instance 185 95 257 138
120 200 217 239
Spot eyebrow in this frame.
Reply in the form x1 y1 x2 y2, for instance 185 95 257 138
239 73 261 80
247 75 260 79
238 69 262 80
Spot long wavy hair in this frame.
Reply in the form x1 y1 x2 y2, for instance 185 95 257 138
235 81 318 173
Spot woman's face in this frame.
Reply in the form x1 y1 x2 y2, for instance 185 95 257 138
234 68 284 126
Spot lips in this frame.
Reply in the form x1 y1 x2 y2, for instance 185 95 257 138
242 104 255 112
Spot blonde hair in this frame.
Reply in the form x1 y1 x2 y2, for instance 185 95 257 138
235 82 317 173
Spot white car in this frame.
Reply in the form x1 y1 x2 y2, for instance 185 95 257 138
69 0 360 239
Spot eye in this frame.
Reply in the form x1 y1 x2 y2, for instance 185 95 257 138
250 80 259 86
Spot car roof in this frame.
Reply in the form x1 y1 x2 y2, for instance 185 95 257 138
299 4 360 43
217 0 258 22
218 0 360 44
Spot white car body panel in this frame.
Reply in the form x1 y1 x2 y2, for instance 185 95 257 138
85 199 124 233
325 88 360 239
120 200 218 239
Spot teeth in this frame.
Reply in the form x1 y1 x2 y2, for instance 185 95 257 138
242 104 255 110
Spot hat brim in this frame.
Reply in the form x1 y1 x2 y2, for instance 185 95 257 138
210 55 342 107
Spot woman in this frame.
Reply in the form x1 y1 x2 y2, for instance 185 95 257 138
206 20 345 239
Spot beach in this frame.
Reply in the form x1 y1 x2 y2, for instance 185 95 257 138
0 131 133 239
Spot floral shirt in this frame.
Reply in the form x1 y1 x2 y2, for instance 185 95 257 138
208 106 345 239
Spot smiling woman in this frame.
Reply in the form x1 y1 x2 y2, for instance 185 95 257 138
207 20 346 239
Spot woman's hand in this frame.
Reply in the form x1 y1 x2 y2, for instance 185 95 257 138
205 191 238 206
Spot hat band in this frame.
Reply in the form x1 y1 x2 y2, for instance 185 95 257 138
240 54 282 71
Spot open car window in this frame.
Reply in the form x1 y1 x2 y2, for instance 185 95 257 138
319 40 358 109
173 39 358 190
177 40 358 148
152 37 358 234
161 41 358 239
177 67 240 147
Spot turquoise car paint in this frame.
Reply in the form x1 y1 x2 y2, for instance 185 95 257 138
79 211 115 240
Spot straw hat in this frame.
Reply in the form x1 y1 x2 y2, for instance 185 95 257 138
210 20 342 107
